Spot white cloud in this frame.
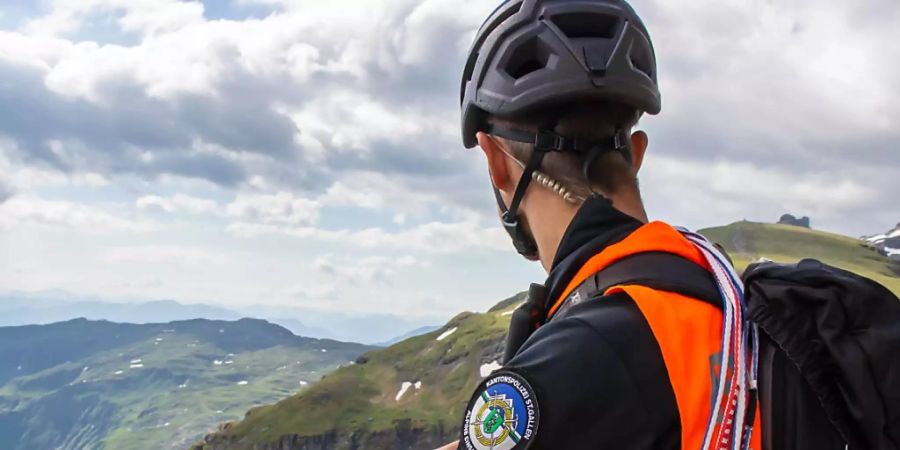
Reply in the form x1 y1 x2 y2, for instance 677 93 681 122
226 219 508 253
289 93 427 154
392 0 493 66
102 245 230 266
40 28 219 102
0 196 158 233
319 180 385 210
0 30 73 68
2 0 897 317
644 0 899 169
136 194 219 215
77 172 109 187
283 283 338 301
317 172 451 217
23 0 205 38
0 141 109 191
226 192 321 226
314 254 426 284
316 170 494 228
346 221 507 253
0 181 12 203
0 0 489 197
2 0 895 200
642 155 888 232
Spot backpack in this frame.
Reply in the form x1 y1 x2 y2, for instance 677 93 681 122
744 259 900 450
518 246 900 449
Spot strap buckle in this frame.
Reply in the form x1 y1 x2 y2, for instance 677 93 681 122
535 129 626 152
534 130 565 151
613 129 626 150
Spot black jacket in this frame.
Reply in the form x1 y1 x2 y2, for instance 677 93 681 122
458 197 682 450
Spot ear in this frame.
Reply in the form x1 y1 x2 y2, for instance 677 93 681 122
629 130 649 175
477 132 515 192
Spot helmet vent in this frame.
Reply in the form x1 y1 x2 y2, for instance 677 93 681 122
461 1 523 101
629 44 653 78
504 37 553 80
550 12 619 39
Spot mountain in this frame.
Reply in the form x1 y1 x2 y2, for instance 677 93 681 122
265 318 333 340
0 297 243 327
0 294 444 345
375 325 442 347
233 306 447 345
191 301 515 450
0 318 373 450
191 222 900 450
863 223 900 261
701 221 900 294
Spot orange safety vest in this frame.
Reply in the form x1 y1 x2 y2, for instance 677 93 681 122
548 221 762 450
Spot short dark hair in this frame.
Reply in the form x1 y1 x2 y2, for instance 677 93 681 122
487 102 641 199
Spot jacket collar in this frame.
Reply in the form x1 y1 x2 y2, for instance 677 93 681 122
543 195 643 311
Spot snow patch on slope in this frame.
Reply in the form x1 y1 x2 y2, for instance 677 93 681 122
865 226 900 244
480 361 502 377
396 381 413 401
395 380 423 401
436 327 457 341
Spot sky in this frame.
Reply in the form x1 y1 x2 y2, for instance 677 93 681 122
1 0 898 319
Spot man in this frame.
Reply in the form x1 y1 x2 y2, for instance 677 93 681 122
438 0 761 449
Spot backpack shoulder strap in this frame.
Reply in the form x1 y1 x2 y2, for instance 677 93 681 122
553 251 722 319
551 247 761 450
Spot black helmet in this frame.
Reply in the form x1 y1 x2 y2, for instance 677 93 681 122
460 0 660 148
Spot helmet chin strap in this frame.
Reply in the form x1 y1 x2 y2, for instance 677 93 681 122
487 123 629 261
489 117 564 261
493 147 547 260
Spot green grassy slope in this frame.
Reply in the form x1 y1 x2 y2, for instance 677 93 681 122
0 318 372 450
194 222 900 450
192 307 515 450
699 221 900 295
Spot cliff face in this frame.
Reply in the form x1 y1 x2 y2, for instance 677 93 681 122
198 421 454 450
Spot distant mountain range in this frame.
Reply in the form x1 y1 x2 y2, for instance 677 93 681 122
0 294 443 345
194 221 900 450
374 325 441 347
0 318 373 450
0 298 242 326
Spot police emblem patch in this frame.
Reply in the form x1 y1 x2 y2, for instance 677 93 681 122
462 371 539 450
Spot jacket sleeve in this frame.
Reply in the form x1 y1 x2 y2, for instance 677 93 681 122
503 293 680 450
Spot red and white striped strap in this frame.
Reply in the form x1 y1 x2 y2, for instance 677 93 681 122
679 229 758 450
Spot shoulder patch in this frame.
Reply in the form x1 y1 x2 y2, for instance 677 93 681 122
461 370 540 450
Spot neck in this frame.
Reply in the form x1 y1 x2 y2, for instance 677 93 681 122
531 198 579 272
531 190 648 272
609 189 649 224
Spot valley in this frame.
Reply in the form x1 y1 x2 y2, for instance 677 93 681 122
0 318 372 450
